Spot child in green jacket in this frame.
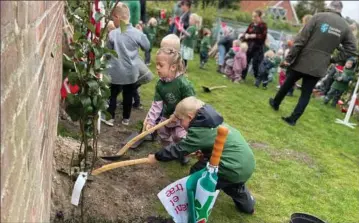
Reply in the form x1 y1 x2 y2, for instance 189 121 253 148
199 28 211 69
148 96 256 214
143 17 158 65
324 57 356 107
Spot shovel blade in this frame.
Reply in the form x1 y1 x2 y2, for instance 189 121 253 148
202 86 211 93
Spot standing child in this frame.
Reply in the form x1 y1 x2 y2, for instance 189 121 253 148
324 57 356 107
178 13 201 70
231 42 248 83
103 2 150 126
224 39 241 78
143 17 158 66
147 96 256 214
145 47 195 144
199 28 211 69
177 0 192 36
255 50 275 89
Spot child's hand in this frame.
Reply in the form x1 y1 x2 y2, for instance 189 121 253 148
169 114 178 123
147 154 157 164
145 124 153 131
194 150 204 161
337 76 343 81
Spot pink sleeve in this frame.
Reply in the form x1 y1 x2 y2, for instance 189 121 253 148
146 101 163 126
241 54 247 70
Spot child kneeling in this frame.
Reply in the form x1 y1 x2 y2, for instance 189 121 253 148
148 96 256 214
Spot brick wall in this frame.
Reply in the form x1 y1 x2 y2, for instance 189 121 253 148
1 1 63 222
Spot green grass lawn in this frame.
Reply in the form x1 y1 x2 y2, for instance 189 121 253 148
139 50 359 223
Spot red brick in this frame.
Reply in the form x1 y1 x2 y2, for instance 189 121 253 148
1 41 20 88
0 141 16 197
23 29 36 58
14 107 27 148
1 1 15 26
28 1 45 24
36 17 46 43
17 1 28 29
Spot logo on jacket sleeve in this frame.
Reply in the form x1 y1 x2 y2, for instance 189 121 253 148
320 23 341 37
320 23 329 33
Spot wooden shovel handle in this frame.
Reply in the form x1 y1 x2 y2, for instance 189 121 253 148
92 158 149 175
210 126 229 166
209 86 227 90
116 117 174 156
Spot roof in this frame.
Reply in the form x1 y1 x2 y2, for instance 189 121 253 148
239 1 299 24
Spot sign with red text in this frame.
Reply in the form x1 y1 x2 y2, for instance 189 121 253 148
157 176 190 223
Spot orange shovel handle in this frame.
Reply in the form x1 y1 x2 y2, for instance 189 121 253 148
210 126 229 166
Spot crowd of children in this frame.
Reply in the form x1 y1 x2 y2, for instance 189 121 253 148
97 0 258 215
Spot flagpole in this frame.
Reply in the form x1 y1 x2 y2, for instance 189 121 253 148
335 75 359 129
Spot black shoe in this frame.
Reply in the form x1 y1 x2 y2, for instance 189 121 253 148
281 116 296 126
180 156 190 165
269 98 279 111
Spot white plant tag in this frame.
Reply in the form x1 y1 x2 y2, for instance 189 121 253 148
71 172 88 206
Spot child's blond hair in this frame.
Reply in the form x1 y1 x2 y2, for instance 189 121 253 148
107 21 116 32
157 47 185 74
302 14 313 26
240 42 248 53
160 34 180 51
148 17 158 27
233 39 240 47
113 2 130 23
264 50 275 58
190 13 202 30
174 96 205 119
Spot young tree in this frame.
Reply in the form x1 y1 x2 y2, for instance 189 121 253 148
309 0 326 14
295 0 311 22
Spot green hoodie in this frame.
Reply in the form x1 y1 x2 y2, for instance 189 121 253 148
331 68 355 91
155 104 255 183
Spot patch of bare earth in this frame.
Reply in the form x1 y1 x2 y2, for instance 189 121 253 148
51 108 173 223
250 141 315 168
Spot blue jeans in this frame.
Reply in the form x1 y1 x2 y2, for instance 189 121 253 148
218 44 226 66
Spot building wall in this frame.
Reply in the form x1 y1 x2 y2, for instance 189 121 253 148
239 0 298 24
1 1 63 222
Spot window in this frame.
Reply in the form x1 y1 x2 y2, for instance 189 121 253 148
267 6 287 20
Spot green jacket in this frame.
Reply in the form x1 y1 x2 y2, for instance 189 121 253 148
200 36 211 53
144 25 157 49
122 0 140 26
155 105 255 183
331 69 355 91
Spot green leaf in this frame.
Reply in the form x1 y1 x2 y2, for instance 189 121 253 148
104 48 118 58
120 20 127 33
63 53 72 61
102 74 111 85
95 59 101 69
74 8 86 18
87 22 96 33
87 80 99 92
68 72 79 85
73 32 82 42
80 96 93 115
94 12 105 22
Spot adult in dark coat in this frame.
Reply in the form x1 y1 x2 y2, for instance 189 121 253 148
269 1 357 126
241 10 268 80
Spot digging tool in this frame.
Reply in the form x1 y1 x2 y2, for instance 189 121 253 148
202 85 227 93
93 153 199 175
100 117 174 161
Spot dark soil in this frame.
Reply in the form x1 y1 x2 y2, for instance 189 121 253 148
51 108 172 223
